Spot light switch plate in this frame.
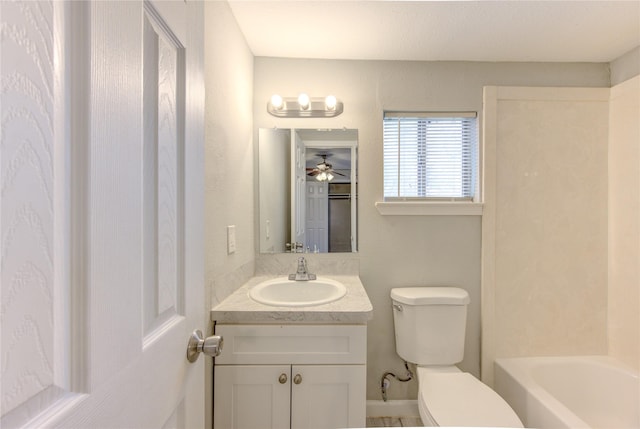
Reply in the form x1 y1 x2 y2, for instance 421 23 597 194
227 225 236 254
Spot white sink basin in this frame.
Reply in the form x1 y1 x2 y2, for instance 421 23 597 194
249 277 347 307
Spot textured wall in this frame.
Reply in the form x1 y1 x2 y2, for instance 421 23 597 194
608 75 640 371
203 2 255 306
203 2 255 428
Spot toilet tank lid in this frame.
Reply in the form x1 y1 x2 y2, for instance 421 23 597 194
391 287 470 305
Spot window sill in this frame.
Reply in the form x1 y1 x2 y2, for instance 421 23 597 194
375 201 483 216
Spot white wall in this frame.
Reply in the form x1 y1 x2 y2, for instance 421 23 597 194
204 1 255 303
253 58 610 400
204 2 255 427
608 75 640 371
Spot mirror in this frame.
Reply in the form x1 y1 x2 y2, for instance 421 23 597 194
259 128 358 253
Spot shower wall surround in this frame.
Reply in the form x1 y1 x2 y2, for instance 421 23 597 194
608 75 640 371
483 86 611 384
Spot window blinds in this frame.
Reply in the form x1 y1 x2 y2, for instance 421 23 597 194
383 112 478 200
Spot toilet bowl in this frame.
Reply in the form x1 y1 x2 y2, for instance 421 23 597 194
417 367 523 427
391 287 523 428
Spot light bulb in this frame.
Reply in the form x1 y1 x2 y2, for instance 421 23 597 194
325 95 337 111
317 172 327 181
327 172 334 181
298 93 310 110
270 94 284 110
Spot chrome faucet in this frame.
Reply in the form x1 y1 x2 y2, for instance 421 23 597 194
288 257 316 281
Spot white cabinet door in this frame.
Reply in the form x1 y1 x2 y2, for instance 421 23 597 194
214 365 291 429
291 365 366 429
1 1 205 428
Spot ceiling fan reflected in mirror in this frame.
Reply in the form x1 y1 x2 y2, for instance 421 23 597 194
307 154 345 182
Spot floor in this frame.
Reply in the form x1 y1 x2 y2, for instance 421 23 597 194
366 416 423 427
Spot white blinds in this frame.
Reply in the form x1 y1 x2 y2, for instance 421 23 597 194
383 112 478 200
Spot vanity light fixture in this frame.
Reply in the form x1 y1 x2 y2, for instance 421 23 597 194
298 93 310 110
270 94 284 110
325 95 337 111
267 93 344 118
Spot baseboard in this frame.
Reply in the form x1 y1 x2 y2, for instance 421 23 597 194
366 399 419 418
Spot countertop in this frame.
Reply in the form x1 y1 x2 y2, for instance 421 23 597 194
211 275 373 324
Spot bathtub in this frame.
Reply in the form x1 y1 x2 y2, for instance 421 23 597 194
494 356 639 429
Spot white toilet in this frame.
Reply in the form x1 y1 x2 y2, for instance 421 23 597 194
391 287 523 428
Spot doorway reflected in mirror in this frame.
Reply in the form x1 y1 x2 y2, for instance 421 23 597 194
258 128 358 253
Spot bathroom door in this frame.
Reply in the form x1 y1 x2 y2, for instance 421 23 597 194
291 130 306 246
1 1 205 427
305 181 329 252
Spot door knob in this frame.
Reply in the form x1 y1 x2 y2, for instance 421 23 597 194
293 374 302 384
279 373 288 384
187 329 223 363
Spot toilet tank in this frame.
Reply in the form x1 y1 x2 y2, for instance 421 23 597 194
391 287 470 366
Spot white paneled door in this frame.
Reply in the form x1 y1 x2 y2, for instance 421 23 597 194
292 131 306 247
305 182 328 253
1 1 205 428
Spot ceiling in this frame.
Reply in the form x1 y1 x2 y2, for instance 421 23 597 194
305 149 352 171
297 129 357 170
297 128 358 141
228 1 640 63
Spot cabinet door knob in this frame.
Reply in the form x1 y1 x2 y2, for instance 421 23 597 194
279 373 288 384
293 374 302 385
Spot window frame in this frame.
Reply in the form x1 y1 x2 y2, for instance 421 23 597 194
378 111 483 216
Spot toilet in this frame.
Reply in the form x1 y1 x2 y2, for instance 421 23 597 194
391 287 523 428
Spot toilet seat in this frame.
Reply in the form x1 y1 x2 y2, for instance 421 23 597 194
417 367 524 428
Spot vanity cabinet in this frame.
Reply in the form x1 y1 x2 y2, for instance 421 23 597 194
214 365 290 428
213 324 367 429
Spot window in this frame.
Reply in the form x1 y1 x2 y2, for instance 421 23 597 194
383 112 478 201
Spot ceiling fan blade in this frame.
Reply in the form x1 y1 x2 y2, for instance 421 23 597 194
333 170 346 176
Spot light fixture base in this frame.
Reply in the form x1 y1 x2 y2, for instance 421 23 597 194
267 97 344 118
